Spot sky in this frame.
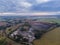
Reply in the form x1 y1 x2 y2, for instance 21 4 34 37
0 0 60 16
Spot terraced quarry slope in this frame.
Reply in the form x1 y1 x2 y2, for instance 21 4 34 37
34 27 60 45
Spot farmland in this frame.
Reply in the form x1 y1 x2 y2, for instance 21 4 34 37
0 16 60 45
34 27 60 45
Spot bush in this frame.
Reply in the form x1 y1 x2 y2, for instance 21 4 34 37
0 37 7 45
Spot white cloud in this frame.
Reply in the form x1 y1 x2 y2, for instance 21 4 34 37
20 2 32 8
13 0 33 12
36 0 50 4
0 11 60 16
0 0 58 12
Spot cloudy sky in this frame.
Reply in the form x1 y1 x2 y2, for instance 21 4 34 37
0 0 60 15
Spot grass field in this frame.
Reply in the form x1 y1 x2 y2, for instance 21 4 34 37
33 18 60 45
39 18 60 24
34 27 60 45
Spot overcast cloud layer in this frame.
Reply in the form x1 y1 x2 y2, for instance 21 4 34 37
0 0 60 13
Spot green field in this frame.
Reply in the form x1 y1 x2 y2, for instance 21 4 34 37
34 27 60 45
39 18 60 24
33 18 60 45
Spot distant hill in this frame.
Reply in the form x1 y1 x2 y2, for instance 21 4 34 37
0 15 60 19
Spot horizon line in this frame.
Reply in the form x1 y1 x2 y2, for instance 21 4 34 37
0 11 60 16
